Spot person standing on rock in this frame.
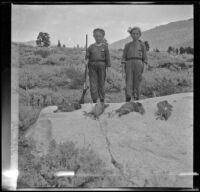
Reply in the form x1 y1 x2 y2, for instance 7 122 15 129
85 28 111 103
121 27 148 102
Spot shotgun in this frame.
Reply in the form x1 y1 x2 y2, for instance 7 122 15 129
79 34 89 104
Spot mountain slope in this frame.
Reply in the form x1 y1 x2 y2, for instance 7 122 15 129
110 18 193 51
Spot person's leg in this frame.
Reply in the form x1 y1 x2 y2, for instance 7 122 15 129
97 62 106 103
89 65 99 103
133 61 143 100
125 61 133 102
132 61 137 100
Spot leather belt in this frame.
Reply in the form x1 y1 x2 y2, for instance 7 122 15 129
90 59 105 62
126 57 143 61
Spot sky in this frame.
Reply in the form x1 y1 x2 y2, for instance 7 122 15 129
12 4 193 47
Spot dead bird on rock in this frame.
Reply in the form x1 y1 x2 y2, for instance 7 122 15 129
155 100 173 120
116 102 145 117
54 101 81 112
83 101 109 120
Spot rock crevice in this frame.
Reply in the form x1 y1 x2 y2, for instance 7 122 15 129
98 119 139 186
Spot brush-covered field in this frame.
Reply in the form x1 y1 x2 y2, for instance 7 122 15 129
12 42 193 188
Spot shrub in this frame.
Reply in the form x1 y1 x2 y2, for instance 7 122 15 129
19 88 32 106
26 88 65 106
59 56 66 61
19 105 41 132
17 139 123 188
141 69 193 97
62 68 84 89
106 76 122 93
18 87 69 134
19 86 66 108
34 48 51 58
41 55 61 65
19 70 40 90
186 58 193 62
26 55 42 65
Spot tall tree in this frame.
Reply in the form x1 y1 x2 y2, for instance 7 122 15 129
36 32 50 47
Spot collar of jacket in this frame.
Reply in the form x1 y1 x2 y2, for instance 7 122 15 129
95 43 103 47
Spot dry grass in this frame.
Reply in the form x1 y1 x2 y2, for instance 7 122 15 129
13 43 193 188
13 43 193 132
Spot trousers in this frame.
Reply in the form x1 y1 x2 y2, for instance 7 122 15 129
88 62 106 101
125 59 144 99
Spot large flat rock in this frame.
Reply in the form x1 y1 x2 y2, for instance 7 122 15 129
25 92 193 187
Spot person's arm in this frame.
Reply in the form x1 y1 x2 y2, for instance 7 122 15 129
142 42 148 65
121 44 128 78
121 44 128 64
105 46 111 67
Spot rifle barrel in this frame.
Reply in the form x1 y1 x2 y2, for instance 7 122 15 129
86 34 88 51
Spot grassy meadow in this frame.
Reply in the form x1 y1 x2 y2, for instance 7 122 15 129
13 42 193 187
12 43 193 134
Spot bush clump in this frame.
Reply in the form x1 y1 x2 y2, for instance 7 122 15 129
34 48 51 58
19 70 41 90
141 69 193 97
62 68 84 89
17 139 123 188
19 105 41 132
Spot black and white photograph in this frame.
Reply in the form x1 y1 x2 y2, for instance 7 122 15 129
3 2 196 190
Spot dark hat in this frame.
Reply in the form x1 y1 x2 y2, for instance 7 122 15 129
93 28 105 36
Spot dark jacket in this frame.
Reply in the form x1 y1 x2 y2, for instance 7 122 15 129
122 40 148 65
86 43 111 67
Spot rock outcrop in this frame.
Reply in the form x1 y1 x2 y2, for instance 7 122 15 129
25 92 193 187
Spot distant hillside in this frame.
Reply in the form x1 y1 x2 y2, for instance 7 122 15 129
110 18 193 51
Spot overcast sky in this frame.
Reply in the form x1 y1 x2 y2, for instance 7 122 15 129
12 4 193 47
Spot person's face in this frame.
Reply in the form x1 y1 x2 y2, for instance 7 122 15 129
93 31 104 44
131 29 141 41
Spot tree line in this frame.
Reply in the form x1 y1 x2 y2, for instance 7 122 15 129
167 46 193 54
36 32 66 48
35 32 193 55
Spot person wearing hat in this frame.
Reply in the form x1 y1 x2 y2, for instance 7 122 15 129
85 28 111 103
121 26 148 102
